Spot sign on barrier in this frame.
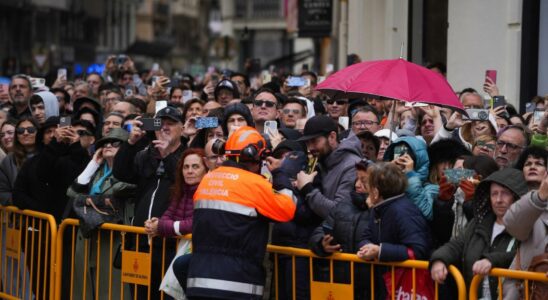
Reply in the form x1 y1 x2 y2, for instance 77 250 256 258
121 250 151 286
311 282 354 299
5 227 21 258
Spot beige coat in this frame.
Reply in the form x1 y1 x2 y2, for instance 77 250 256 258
502 191 548 299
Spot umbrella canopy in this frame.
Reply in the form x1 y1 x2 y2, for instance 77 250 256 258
316 58 463 111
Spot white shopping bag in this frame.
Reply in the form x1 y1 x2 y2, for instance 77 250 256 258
159 238 192 300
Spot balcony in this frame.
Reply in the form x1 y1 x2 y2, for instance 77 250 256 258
234 0 283 20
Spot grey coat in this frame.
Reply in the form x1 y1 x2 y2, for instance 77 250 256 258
502 191 548 299
0 154 18 205
301 133 362 219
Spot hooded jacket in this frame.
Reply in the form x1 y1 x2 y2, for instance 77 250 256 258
299 133 362 219
221 102 254 134
32 91 60 119
384 136 439 220
502 191 548 299
430 168 528 299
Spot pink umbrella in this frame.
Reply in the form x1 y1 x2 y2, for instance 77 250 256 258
317 58 463 111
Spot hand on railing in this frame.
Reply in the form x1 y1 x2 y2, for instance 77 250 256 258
430 260 448 284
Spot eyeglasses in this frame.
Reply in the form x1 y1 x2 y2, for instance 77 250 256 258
326 100 348 105
496 140 523 151
282 109 301 115
475 140 495 151
0 131 14 138
254 100 276 108
77 130 94 137
16 127 37 134
103 141 122 148
352 120 378 127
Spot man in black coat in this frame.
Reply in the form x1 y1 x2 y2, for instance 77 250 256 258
112 106 186 299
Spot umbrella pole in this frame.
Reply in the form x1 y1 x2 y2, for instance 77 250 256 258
388 100 397 144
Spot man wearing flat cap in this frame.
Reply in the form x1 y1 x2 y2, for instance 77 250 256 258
112 105 186 299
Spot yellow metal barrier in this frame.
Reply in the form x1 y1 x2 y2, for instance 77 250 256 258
469 267 548 299
54 218 182 300
0 207 468 300
267 245 467 300
0 205 57 300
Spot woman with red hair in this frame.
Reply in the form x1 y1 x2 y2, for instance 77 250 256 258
145 148 208 237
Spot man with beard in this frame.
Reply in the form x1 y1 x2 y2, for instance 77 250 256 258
8 74 33 119
296 115 362 219
493 125 529 169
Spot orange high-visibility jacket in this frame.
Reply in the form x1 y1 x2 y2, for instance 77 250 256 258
187 165 297 299
193 166 296 222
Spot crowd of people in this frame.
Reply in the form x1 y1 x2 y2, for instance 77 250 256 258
1 54 548 300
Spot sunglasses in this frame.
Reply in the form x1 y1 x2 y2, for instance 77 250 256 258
16 127 37 134
475 140 495 151
77 130 94 137
103 141 122 148
326 99 348 105
282 109 301 115
253 100 276 108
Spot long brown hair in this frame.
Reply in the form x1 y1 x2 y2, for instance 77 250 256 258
13 117 39 169
170 147 208 201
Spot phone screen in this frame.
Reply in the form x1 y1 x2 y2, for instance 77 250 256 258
264 120 278 136
485 70 497 84
533 110 544 124
195 117 219 129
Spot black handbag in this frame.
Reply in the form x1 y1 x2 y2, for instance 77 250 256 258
72 194 121 238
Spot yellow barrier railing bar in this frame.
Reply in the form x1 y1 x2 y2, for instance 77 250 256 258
0 206 57 300
469 267 548 299
266 244 467 300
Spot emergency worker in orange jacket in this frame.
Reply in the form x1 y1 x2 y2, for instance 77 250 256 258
185 126 297 299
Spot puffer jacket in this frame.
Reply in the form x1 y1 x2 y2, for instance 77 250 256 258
157 184 197 237
299 133 362 219
358 193 431 261
309 191 369 256
502 191 548 299
384 136 439 220
430 168 528 299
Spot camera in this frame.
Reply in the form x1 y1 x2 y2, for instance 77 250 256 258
116 55 128 70
465 109 490 121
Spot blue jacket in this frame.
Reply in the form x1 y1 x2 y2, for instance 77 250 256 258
358 194 431 261
384 136 439 220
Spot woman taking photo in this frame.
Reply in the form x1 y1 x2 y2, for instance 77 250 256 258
66 128 136 299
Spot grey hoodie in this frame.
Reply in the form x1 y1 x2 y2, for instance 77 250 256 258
301 133 362 218
31 91 59 120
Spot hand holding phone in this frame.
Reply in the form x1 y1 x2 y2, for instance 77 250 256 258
57 68 67 79
140 118 162 131
59 116 71 127
264 120 278 136
485 70 497 84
